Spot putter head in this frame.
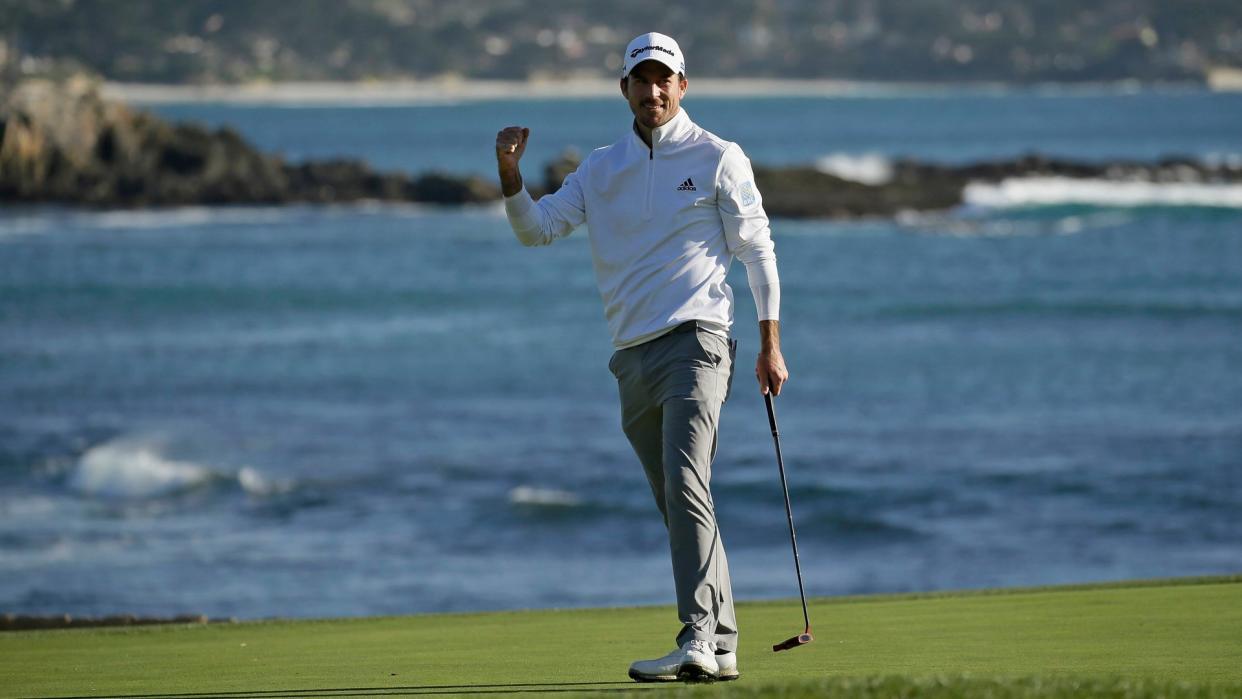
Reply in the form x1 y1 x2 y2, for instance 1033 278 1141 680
772 632 814 652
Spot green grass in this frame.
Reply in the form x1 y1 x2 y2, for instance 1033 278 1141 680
3 576 1240 698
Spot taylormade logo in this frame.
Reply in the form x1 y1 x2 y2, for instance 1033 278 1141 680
631 45 675 58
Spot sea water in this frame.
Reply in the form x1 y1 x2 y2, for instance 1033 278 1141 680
1 88 1240 619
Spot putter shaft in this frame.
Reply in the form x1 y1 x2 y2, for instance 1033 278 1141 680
765 393 813 651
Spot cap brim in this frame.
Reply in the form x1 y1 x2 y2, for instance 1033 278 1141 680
624 56 684 77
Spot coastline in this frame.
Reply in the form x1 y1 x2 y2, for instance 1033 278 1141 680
98 77 1211 106
9 79 1241 212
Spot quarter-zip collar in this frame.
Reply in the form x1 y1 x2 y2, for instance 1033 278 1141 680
628 109 696 220
631 108 694 157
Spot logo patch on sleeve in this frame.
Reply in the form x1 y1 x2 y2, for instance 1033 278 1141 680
739 181 757 207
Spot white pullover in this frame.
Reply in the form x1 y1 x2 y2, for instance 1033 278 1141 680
504 108 780 348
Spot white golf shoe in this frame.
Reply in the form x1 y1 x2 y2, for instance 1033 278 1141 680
716 650 740 681
628 639 719 682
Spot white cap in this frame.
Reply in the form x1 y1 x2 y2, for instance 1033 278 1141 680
622 32 685 77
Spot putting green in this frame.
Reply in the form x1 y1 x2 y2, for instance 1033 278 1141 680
3 576 1239 698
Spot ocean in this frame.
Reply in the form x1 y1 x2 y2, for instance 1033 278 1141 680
1 87 1240 620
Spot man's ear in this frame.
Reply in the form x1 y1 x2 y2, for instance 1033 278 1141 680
620 77 629 99
679 76 688 97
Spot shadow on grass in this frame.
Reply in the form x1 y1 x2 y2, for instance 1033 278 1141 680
24 680 659 699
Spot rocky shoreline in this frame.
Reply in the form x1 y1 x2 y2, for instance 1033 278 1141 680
0 79 497 208
3 79 1240 217
755 154 1242 217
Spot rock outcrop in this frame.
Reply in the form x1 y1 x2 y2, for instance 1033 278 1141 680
753 155 1242 218
0 78 498 207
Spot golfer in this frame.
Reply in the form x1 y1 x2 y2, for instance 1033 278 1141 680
495 31 787 683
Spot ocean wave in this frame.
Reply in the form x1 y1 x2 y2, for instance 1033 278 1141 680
963 177 1242 209
68 437 289 500
76 206 295 230
508 486 581 508
899 209 1136 237
3 313 465 357
0 207 295 241
0 202 486 244
70 439 213 498
0 215 56 240
814 153 894 185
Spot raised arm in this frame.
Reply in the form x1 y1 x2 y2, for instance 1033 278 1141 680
495 126 587 247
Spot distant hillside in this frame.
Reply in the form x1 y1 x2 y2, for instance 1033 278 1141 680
3 0 1241 85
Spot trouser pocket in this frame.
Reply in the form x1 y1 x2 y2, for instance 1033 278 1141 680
695 330 737 404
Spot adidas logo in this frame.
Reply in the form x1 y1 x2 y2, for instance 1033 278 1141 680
676 177 696 191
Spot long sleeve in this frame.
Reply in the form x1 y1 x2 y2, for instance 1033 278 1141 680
504 166 588 247
716 144 780 321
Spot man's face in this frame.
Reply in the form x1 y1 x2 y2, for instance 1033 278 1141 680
621 61 687 132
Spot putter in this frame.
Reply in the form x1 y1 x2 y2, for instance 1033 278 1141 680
764 392 814 652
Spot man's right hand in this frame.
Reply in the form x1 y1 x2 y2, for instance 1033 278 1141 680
495 126 529 197
496 126 529 163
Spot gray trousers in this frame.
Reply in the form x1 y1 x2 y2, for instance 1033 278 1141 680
608 321 738 652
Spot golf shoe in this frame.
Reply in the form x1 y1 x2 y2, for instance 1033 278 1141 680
628 639 718 682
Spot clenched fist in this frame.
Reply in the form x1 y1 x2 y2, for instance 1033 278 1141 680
496 126 529 162
495 126 529 197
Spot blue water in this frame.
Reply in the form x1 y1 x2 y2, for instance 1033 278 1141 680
2 89 1240 620
150 89 1242 174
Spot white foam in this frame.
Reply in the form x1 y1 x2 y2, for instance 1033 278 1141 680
70 438 212 498
815 153 894 185
237 467 295 496
75 206 293 230
68 438 290 499
1 313 466 358
963 177 1242 209
901 209 1136 237
1 203 454 244
0 216 55 240
508 486 580 507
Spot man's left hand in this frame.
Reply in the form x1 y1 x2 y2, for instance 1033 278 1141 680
756 348 788 396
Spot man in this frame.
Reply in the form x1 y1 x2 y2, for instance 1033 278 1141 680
494 31 787 683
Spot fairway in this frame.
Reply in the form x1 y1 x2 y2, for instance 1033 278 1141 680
3 576 1239 698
